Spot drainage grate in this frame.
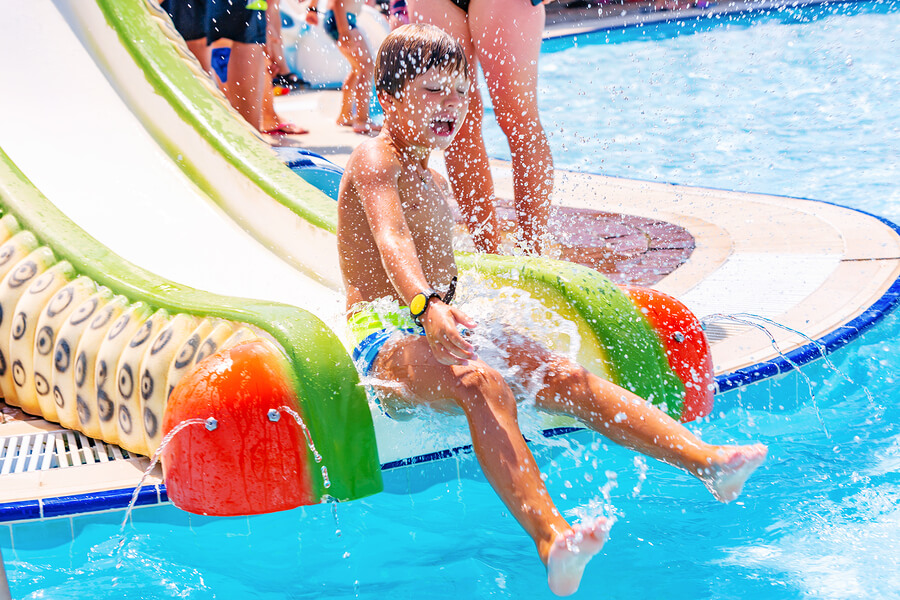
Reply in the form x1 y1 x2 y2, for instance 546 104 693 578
0 430 131 475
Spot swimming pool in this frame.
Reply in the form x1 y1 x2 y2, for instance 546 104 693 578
486 0 900 219
4 2 900 598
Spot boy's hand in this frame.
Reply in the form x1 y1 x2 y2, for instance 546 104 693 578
421 302 477 366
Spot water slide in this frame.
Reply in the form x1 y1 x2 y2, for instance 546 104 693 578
0 0 709 513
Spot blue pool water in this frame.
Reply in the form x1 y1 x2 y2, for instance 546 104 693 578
5 2 900 598
485 0 900 219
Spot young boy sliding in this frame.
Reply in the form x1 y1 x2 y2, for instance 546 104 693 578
338 24 768 596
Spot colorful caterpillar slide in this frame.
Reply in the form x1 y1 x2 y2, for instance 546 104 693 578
0 0 711 516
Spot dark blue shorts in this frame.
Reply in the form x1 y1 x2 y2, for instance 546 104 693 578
323 10 358 42
161 0 206 41
206 0 266 45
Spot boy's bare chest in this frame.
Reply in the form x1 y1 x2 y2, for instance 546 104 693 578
398 179 453 230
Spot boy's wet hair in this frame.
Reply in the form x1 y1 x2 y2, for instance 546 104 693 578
375 24 468 97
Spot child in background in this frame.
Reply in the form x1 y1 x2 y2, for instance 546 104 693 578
306 0 381 134
338 24 767 596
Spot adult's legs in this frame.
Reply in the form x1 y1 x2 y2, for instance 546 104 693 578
371 335 608 594
335 30 377 133
186 39 212 74
409 0 501 254
469 0 552 253
222 41 266 130
265 0 292 79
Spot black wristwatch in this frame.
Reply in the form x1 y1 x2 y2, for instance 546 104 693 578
409 277 458 324
410 289 442 324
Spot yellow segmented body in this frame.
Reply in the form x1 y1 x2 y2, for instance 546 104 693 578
13 261 76 420
53 285 109 431
0 216 269 456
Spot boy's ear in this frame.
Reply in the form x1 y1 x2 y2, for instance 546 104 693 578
377 90 395 111
377 89 403 113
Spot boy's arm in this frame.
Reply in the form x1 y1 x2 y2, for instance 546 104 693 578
354 148 476 365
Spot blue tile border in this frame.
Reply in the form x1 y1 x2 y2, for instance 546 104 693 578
0 485 164 524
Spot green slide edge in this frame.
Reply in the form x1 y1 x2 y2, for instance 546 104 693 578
457 252 686 417
96 0 338 234
0 147 382 502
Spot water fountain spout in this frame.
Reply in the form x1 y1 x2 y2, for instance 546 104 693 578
119 417 212 531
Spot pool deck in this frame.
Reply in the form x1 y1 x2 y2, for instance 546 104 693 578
3 0 899 513
271 87 900 379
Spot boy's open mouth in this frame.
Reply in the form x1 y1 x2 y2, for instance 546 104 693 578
431 116 457 137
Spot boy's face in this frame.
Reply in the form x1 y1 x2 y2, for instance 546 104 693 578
384 67 469 151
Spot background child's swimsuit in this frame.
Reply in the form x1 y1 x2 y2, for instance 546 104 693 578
348 304 423 377
323 10 359 41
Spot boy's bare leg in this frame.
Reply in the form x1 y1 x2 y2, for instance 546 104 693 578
470 0 552 254
373 335 608 595
409 0 501 254
222 41 266 130
501 335 767 502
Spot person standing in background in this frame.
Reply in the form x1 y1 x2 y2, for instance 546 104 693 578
306 0 381 134
407 0 553 255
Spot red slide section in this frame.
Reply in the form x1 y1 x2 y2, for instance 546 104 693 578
621 286 714 422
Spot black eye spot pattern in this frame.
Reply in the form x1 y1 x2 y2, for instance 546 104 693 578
75 351 87 386
195 338 218 364
37 326 54 356
46 287 74 317
130 320 153 348
174 334 200 369
70 297 98 325
151 326 173 355
144 407 158 439
76 395 91 424
141 369 154 400
12 360 25 386
11 313 26 340
53 385 65 407
54 338 70 372
118 364 134 399
118 405 133 435
97 389 114 422
8 261 38 288
34 373 49 396
108 314 130 340
29 272 54 294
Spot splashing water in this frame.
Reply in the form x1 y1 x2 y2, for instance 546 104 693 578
119 417 213 531
277 405 323 464
702 313 832 438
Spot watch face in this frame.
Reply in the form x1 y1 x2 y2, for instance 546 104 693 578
410 293 428 316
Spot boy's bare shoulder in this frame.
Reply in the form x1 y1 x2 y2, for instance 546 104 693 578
345 136 402 185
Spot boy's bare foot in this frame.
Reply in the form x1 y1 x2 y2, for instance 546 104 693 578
546 517 610 596
701 443 768 503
